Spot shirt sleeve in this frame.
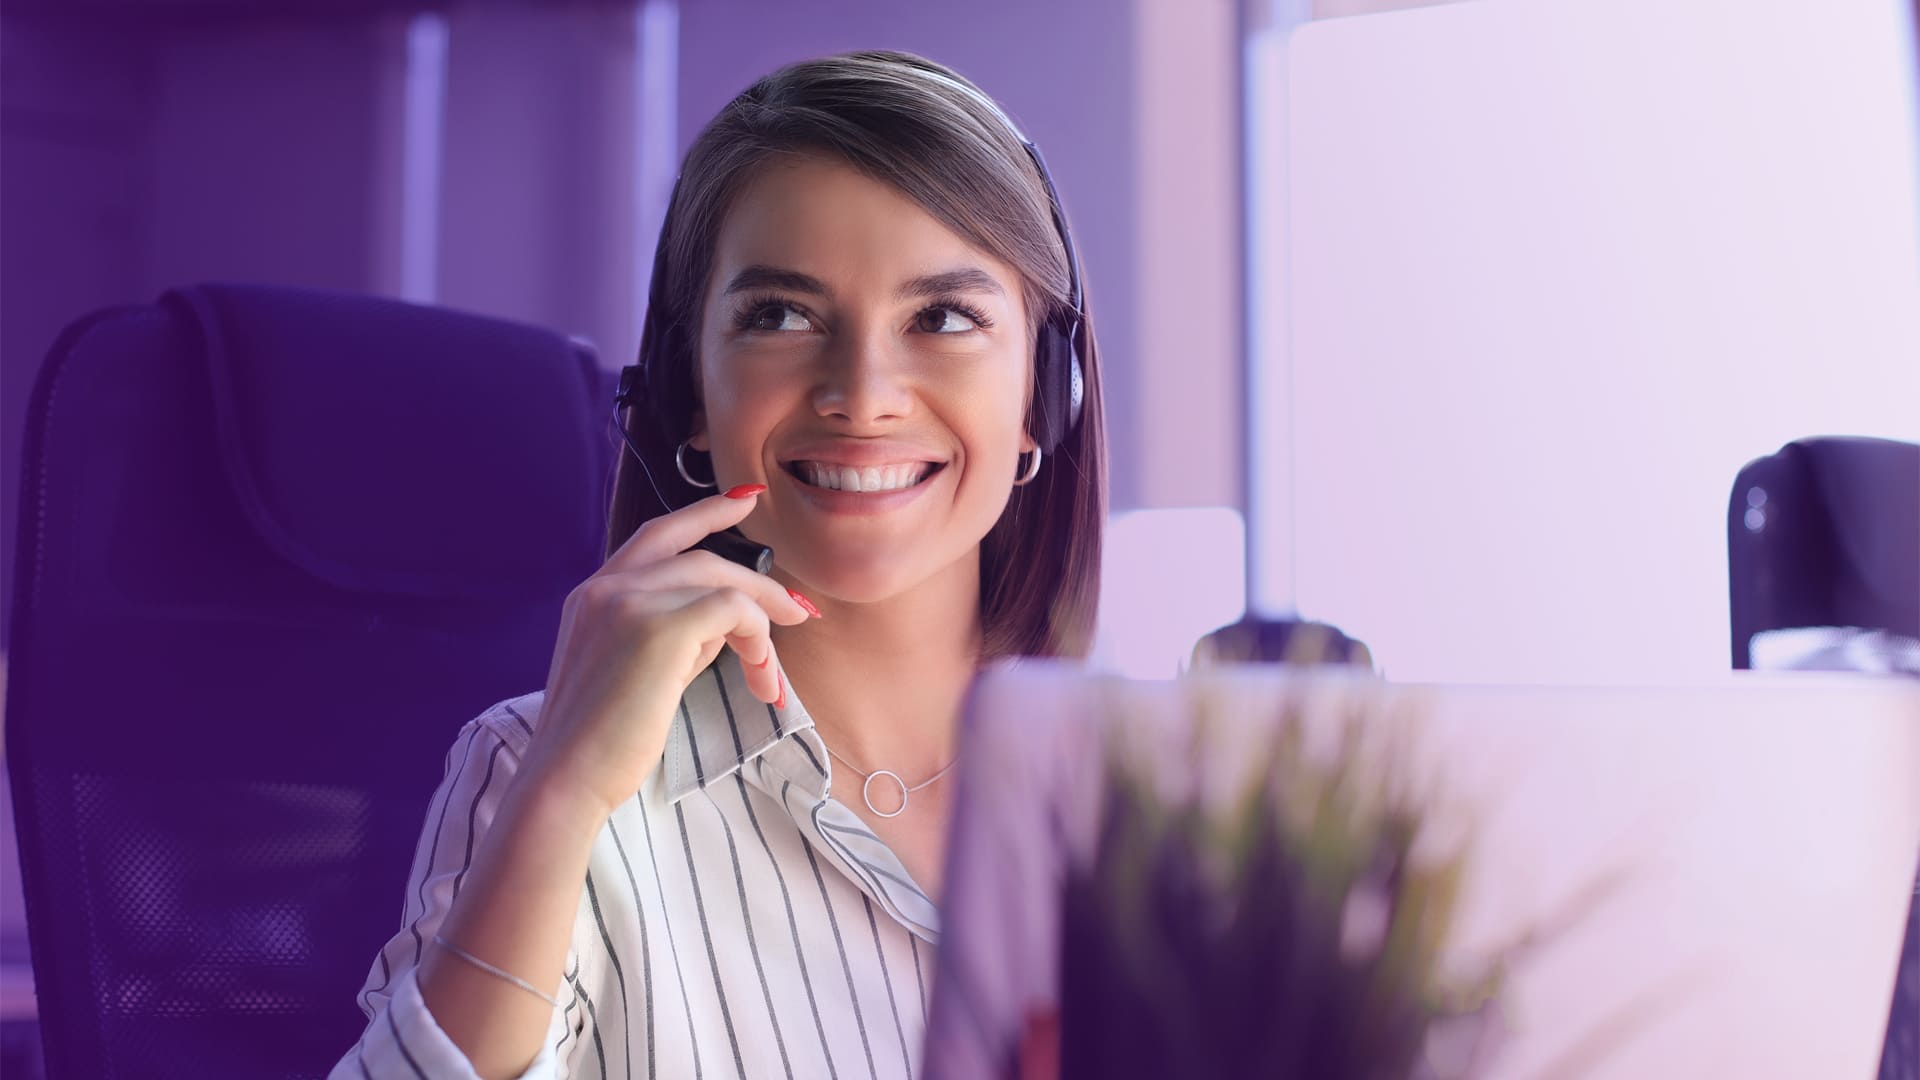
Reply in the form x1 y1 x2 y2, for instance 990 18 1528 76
328 704 591 1079
330 963 564 1080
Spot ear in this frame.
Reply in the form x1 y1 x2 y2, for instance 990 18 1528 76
688 408 710 452
1019 430 1039 455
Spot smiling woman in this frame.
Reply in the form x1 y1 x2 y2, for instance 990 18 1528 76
334 50 1107 1080
619 51 1105 660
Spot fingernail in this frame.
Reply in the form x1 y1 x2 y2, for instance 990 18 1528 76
787 589 822 619
775 672 787 710
725 483 767 499
753 652 772 670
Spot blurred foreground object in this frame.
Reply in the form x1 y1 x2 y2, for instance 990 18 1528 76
1055 678 1508 1078
924 668 1920 1079
5 285 608 1078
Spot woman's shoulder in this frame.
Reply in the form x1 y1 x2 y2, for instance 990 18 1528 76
462 688 549 758
454 685 695 821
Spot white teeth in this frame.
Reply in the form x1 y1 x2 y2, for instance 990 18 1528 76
796 461 931 493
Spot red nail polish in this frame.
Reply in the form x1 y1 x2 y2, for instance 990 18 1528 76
788 589 822 619
775 672 787 710
724 483 767 499
754 652 772 670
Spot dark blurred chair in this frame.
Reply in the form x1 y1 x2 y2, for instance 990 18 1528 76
5 283 613 1079
1729 436 1918 669
1726 435 1919 1080
1188 615 1374 671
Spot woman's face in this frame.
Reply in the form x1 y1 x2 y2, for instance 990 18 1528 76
690 154 1035 606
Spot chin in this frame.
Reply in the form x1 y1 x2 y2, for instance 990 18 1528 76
778 534 975 606
785 556 924 605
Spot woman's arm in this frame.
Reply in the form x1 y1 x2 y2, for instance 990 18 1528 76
414 765 606 1079
330 707 595 1076
331 712 604 1080
340 486 807 1077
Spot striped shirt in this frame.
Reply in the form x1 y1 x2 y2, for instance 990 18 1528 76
332 649 941 1079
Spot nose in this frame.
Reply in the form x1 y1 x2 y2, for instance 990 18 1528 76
811 327 915 427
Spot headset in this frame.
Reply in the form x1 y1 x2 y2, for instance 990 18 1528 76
611 61 1087 571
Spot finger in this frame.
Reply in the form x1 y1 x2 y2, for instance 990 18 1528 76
622 551 812 625
657 589 780 704
674 588 784 704
605 486 765 572
724 633 783 705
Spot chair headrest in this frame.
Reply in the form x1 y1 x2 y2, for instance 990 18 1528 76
171 283 605 599
1799 437 1919 582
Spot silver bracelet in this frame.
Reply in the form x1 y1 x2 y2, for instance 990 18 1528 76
431 932 563 1008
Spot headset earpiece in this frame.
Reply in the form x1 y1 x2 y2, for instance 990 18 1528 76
1033 312 1084 454
1021 139 1087 455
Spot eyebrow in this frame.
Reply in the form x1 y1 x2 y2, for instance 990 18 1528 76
721 264 1007 303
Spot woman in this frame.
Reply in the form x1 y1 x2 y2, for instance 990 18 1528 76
335 49 1107 1079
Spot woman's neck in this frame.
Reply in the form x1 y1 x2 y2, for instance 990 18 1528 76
770 559 981 782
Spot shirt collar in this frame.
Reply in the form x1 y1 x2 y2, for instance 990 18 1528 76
661 649 819 805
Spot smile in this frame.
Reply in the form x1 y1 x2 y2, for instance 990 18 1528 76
785 461 944 493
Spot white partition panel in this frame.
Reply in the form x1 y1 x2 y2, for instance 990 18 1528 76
1265 0 1920 682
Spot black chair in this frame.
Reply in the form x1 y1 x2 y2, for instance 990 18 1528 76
5 284 612 1078
1726 435 1919 1080
1188 615 1375 670
1728 436 1919 669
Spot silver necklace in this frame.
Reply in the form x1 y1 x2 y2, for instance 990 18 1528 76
822 743 959 819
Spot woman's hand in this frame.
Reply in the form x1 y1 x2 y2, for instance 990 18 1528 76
518 485 815 823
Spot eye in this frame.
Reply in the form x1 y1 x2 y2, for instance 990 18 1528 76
913 299 994 335
733 296 815 333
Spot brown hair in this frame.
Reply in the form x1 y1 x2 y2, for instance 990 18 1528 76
606 49 1107 660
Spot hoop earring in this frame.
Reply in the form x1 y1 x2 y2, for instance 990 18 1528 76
675 440 718 488
1013 446 1042 486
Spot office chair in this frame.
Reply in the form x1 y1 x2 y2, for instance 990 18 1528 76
1729 436 1919 669
1188 615 1375 671
5 283 612 1078
1726 435 1919 1080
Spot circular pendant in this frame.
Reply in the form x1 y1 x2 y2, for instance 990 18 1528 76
863 769 909 818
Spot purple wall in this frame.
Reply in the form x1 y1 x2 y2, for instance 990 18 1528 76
433 5 645 356
3 18 148 659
